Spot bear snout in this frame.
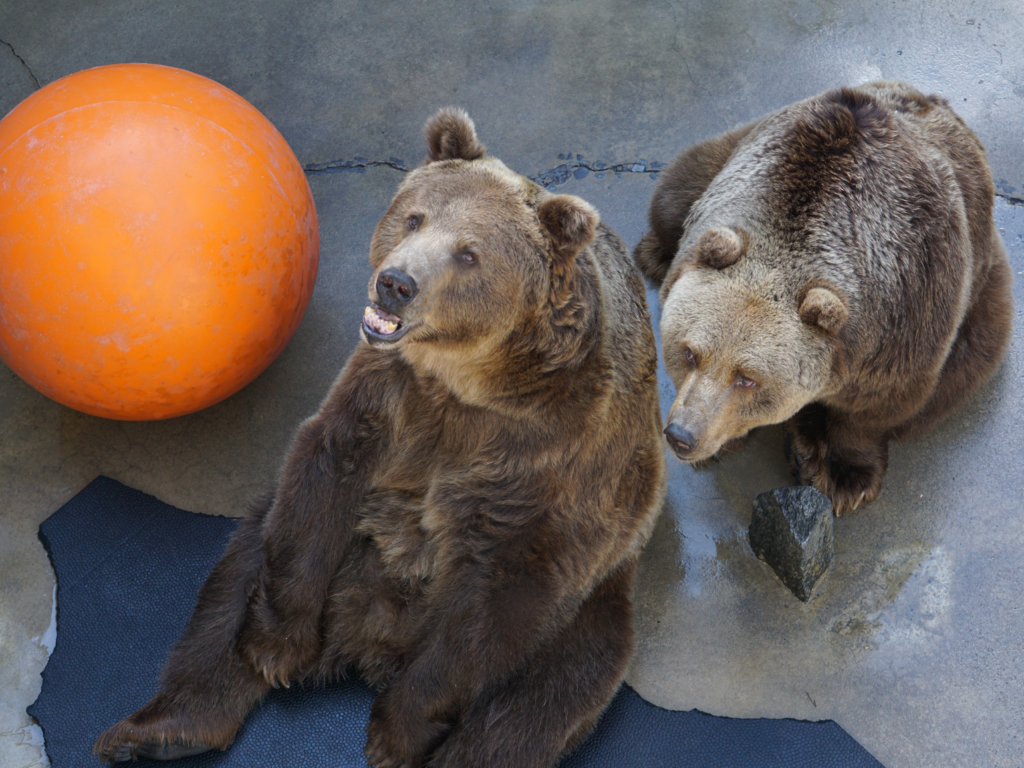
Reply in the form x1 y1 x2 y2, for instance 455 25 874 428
376 268 418 311
663 422 699 459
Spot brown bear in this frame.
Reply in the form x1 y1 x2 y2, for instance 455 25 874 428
634 81 1012 514
94 108 666 768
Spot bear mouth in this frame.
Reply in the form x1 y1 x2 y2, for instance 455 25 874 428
362 304 411 345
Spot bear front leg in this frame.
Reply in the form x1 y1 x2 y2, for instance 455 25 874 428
94 512 271 763
237 357 394 686
428 559 638 768
785 403 889 515
363 528 579 768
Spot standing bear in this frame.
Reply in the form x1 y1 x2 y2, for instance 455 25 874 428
635 81 1011 514
94 109 666 768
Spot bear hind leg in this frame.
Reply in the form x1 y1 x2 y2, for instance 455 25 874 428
897 256 1013 438
634 121 759 285
633 231 674 284
426 560 637 768
94 510 274 763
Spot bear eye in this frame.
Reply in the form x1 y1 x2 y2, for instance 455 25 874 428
684 348 698 365
457 249 477 266
737 376 758 389
407 214 422 231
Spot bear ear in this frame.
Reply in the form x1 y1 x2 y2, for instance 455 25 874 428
538 195 599 256
799 286 848 333
424 107 487 162
693 227 746 269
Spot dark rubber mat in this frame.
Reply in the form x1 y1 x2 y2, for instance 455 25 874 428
29 476 885 767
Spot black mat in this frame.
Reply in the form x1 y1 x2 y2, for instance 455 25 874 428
29 476 885 768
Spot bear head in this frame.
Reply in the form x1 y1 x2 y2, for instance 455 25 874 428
659 225 848 462
362 108 600 407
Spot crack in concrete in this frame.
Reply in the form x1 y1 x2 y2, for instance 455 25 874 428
303 157 410 174
0 37 41 90
303 154 666 190
302 155 1024 203
530 156 665 189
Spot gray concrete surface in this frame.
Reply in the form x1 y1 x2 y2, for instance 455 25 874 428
1 1 1021 766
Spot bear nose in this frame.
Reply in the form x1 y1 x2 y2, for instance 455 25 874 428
663 423 698 456
376 268 418 308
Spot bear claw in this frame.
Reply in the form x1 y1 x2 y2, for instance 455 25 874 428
832 486 879 515
95 728 216 764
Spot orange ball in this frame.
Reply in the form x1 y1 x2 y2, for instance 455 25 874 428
0 64 318 420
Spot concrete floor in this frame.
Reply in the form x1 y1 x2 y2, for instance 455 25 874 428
1 1 1021 767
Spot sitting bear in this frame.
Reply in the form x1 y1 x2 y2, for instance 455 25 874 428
634 81 1011 514
94 109 665 768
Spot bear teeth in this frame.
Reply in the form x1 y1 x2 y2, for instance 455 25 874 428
364 306 402 335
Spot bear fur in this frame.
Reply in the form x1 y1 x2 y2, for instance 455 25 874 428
635 81 1012 514
94 109 666 768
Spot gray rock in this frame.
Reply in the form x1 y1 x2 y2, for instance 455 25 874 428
749 486 834 602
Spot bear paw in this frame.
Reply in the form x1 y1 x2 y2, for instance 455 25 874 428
364 693 450 768
237 632 312 688
786 434 884 518
783 428 883 515
820 460 884 515
94 712 223 764
236 585 322 685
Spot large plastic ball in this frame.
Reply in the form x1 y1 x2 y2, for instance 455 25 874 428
0 64 318 420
